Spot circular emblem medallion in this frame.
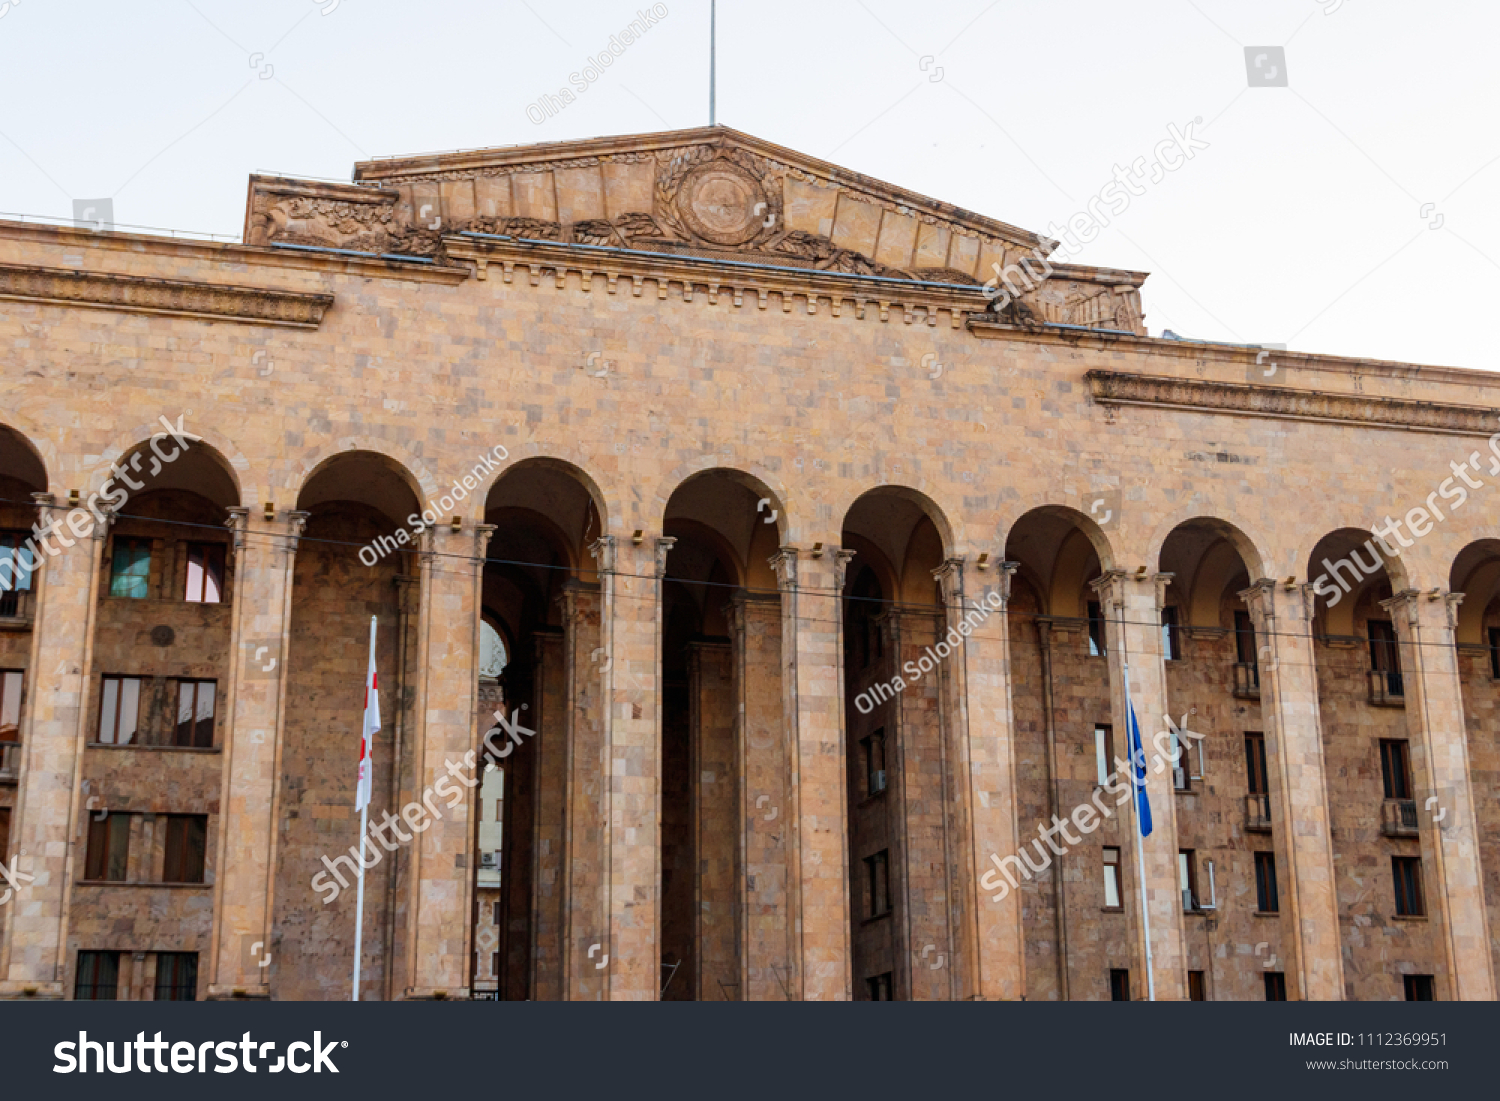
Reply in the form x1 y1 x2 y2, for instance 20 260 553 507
677 162 768 246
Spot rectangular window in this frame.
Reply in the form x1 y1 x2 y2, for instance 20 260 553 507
1380 739 1412 801
1264 972 1287 1001
1245 733 1269 796
184 543 225 604
1234 609 1258 664
865 850 891 918
862 729 887 796
1255 851 1279 913
98 675 143 745
1161 606 1181 660
1178 850 1197 911
85 813 130 881
493 900 502 926
492 952 500 978
867 972 893 1001
1404 974 1435 1001
173 680 216 749
1103 846 1122 908
162 814 207 884
1109 968 1130 1001
0 807 10 866
0 532 35 615
1087 601 1107 657
154 952 198 1001
75 951 121 1001
1490 627 1500 680
0 669 22 742
109 537 152 599
1368 618 1403 695
1188 970 1206 1001
1094 725 1114 786
1393 856 1425 917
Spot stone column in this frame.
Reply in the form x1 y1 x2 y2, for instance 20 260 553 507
1092 569 1188 1001
885 607 954 1001
0 495 105 998
1241 579 1344 1001
688 640 736 1000
557 580 605 999
206 508 305 999
770 545 852 1001
729 590 790 1001
1384 590 1496 1000
527 626 567 1001
935 559 1025 1001
402 523 491 998
594 534 671 1000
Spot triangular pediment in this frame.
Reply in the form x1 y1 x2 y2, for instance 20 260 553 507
243 126 1146 332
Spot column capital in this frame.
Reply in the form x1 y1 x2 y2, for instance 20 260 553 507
654 536 676 579
1091 568 1173 608
589 534 616 573
1381 587 1463 632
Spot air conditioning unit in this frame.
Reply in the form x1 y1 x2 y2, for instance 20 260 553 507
479 852 496 869
1173 767 1188 790
872 770 887 793
1181 888 1195 912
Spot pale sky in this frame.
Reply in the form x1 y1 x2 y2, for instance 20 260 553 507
1 0 1495 370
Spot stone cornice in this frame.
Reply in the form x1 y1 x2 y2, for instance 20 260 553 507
0 261 335 329
443 233 991 327
0 218 470 285
1086 370 1500 437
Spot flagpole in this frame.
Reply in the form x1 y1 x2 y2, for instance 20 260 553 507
352 615 375 1002
709 0 717 125
1124 659 1156 1002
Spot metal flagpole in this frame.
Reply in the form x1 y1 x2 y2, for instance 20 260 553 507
1124 656 1156 1002
709 0 717 125
352 615 375 1001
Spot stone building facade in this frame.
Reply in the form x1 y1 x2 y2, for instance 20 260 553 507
0 125 1495 1001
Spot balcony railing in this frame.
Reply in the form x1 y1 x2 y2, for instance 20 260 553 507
1245 792 1272 832
1232 661 1261 699
1368 669 1405 707
1382 798 1419 837
0 741 20 782
0 587 35 621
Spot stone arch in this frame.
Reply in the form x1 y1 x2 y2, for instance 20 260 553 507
1156 516 1269 630
1004 505 1118 618
287 436 434 515
662 467 786 591
98 419 250 509
1306 527 1410 637
1450 539 1500 645
655 461 790 547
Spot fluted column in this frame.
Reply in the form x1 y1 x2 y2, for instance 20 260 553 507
1092 569 1188 1001
935 559 1024 1001
1384 589 1496 1000
0 494 105 998
729 590 790 1000
403 522 491 998
594 534 671 1000
770 544 853 1000
206 507 305 999
1242 579 1344 1001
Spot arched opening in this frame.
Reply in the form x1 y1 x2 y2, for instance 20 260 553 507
659 469 783 1000
1003 506 1111 1001
481 458 604 1001
840 487 948 1001
275 450 421 1001
1156 517 1266 1001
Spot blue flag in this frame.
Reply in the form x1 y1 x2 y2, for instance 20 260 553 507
1124 665 1153 837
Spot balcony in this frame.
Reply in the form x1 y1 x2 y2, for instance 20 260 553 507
1368 669 1405 707
1381 798 1419 838
1232 661 1261 700
0 741 20 782
0 587 34 624
1245 792 1272 833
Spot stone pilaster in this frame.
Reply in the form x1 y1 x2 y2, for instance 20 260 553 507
935 559 1024 1001
557 579 605 999
527 625 567 1001
1241 579 1344 1001
729 590 790 1001
770 544 852 1000
0 495 106 998
206 508 305 999
594 534 670 1000
688 640 736 1000
1383 589 1496 1000
1092 569 1188 1001
403 522 491 998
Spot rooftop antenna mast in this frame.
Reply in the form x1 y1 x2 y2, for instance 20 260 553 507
710 0 717 125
